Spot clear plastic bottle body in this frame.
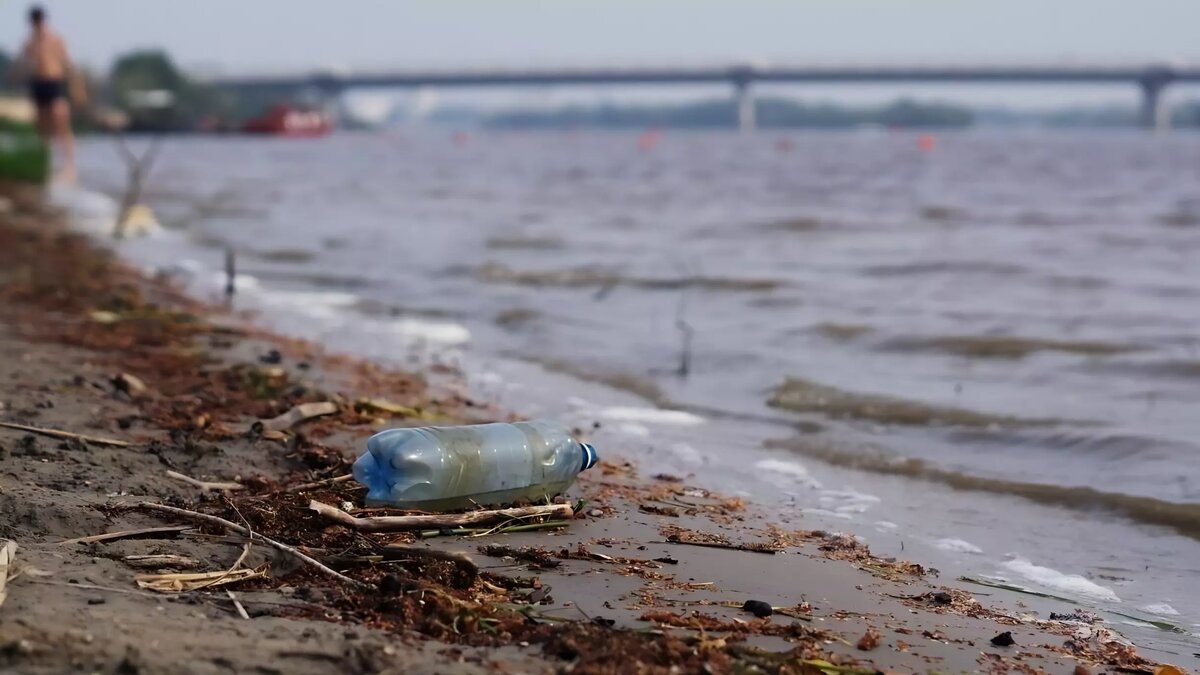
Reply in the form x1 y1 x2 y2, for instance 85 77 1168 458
352 420 598 510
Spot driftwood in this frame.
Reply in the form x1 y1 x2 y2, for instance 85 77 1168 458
308 501 573 533
0 540 16 608
134 502 367 589
261 402 338 432
60 525 189 546
0 421 129 447
166 470 244 492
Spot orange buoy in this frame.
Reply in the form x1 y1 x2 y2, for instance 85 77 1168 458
775 137 795 153
453 130 471 146
917 134 936 152
637 129 661 151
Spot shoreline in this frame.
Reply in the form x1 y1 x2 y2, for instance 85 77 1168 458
0 189 1183 674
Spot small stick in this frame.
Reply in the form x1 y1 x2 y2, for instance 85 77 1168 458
381 544 478 580
226 589 250 620
261 402 338 433
309 501 573 533
133 502 367 589
224 247 236 305
286 474 354 493
660 539 779 555
0 421 129 447
166 470 244 493
60 525 190 546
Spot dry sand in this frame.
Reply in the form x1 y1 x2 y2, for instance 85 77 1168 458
0 188 1180 674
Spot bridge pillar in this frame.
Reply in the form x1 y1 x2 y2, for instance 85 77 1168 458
1138 76 1170 132
734 80 755 133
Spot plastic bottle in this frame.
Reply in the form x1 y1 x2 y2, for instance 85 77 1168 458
352 420 599 510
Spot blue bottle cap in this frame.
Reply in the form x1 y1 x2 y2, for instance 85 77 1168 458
580 443 599 471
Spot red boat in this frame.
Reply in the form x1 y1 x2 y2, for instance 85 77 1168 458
242 104 332 137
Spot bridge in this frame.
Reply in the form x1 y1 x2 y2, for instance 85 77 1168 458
201 62 1200 131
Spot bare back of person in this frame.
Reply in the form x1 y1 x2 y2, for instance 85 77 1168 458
20 5 76 183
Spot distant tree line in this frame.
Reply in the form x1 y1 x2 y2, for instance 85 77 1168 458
485 97 974 129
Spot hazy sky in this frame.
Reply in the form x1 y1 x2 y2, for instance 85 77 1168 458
9 0 1199 71
6 1 1200 108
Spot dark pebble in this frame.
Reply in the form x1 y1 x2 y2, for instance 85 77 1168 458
742 600 773 618
931 591 952 605
87 597 105 605
378 574 404 596
990 631 1015 647
259 349 283 365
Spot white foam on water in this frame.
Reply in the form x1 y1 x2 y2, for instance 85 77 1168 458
801 507 853 520
595 407 705 426
617 422 650 437
755 458 822 490
565 396 591 410
1140 602 1180 617
875 521 899 531
1000 558 1121 603
819 488 881 514
934 538 984 555
668 442 703 464
389 318 471 346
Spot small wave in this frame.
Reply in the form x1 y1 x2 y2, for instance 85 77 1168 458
920 205 967 221
475 262 781 292
252 248 317 263
755 216 824 234
485 236 565 251
247 268 373 290
812 322 872 341
768 376 1059 428
764 437 1200 541
1086 358 1200 381
597 406 706 427
934 538 984 554
1140 603 1181 617
494 308 541 329
860 260 1026 278
520 356 669 406
1000 558 1120 603
882 334 1137 359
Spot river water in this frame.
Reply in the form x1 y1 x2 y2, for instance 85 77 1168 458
69 130 1200 663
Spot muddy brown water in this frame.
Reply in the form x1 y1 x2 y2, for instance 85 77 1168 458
73 130 1200 662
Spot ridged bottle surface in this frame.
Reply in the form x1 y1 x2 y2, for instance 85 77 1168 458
352 420 599 510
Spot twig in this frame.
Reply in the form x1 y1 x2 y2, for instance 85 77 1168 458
226 589 250 620
418 520 571 539
261 402 338 433
166 470 244 493
0 421 129 447
60 525 190 546
380 544 478 583
133 502 367 589
113 133 162 239
286 474 354 493
675 291 693 378
224 247 236 305
660 539 779 555
309 501 573 533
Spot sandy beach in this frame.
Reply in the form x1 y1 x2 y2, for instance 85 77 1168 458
0 187 1180 674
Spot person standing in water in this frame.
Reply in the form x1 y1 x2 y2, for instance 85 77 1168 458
18 5 79 182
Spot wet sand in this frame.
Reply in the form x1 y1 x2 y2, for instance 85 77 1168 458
0 189 1179 674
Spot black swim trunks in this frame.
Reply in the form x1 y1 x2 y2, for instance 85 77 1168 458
28 78 65 108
